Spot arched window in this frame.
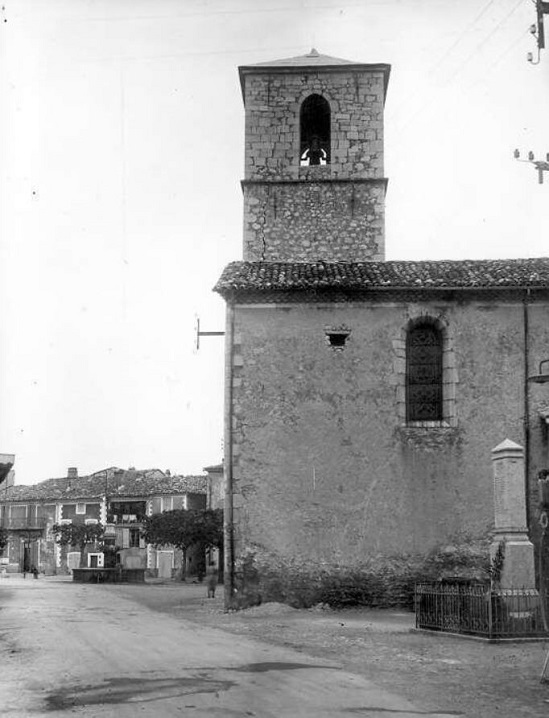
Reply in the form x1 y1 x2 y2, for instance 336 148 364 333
300 94 330 166
406 323 443 422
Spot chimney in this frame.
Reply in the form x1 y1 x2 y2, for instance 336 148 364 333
67 467 78 480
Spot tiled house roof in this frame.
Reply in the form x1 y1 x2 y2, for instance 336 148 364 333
3 468 208 502
203 463 223 473
214 259 549 297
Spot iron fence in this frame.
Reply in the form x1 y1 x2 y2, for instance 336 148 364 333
415 582 548 639
2 517 47 531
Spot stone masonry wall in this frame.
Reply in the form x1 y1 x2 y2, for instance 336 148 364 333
229 297 549 574
242 68 386 261
243 70 385 180
243 180 385 261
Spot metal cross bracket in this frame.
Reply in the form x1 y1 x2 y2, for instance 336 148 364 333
514 150 549 184
194 316 224 351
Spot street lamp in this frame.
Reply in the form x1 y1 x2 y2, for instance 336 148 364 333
529 359 549 385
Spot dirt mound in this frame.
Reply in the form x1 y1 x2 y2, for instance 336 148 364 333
241 601 298 616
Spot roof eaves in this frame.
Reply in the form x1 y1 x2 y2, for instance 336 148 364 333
217 282 549 298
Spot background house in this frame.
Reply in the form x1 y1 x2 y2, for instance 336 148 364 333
0 466 207 576
203 463 224 511
203 462 224 572
0 454 15 487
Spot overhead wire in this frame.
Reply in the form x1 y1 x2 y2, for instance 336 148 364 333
442 0 527 86
431 0 498 68
77 1 392 24
389 0 529 147
387 0 498 122
468 25 532 90
387 0 534 260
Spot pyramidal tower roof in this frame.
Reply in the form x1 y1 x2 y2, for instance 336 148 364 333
249 48 357 67
238 48 390 100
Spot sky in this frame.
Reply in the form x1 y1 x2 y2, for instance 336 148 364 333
1 0 548 485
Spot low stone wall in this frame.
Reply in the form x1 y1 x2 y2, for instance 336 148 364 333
72 568 145 584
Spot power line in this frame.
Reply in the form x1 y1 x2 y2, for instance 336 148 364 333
389 0 528 145
434 0 498 67
387 0 498 122
71 2 393 24
442 0 527 86
468 26 531 90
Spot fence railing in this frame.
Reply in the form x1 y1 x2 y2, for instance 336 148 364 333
1 517 47 531
415 582 548 639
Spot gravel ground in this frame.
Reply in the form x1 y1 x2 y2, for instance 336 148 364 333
104 580 549 718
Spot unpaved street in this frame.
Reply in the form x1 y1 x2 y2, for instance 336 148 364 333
112 580 549 718
0 576 459 717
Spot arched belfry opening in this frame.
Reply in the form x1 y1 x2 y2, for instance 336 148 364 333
300 94 331 166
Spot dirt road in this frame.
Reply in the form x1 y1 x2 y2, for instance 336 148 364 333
112 580 549 718
0 576 459 717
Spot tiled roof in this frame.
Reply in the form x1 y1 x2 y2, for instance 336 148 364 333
3 468 208 502
246 49 357 68
238 49 391 101
203 463 223 473
214 259 549 297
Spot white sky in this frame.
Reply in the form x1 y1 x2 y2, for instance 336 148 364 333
1 0 548 484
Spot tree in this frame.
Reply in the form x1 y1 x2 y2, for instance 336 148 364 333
198 508 224 582
194 508 224 554
52 522 105 565
0 527 8 554
142 508 223 580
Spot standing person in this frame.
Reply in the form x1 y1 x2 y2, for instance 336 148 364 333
31 565 38 579
206 564 217 598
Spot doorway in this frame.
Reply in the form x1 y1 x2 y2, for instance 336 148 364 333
23 545 31 573
157 551 173 579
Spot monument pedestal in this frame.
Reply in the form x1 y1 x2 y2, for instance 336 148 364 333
490 531 536 589
491 440 539 621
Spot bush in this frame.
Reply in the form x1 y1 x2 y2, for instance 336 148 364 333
232 534 492 611
317 570 384 608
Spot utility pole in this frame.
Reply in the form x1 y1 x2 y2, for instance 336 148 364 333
527 0 549 64
537 0 549 49
514 150 549 184
515 2 549 182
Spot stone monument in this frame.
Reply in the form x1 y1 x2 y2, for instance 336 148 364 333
491 439 536 588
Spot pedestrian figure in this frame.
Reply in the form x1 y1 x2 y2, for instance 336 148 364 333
206 564 217 598
31 565 38 579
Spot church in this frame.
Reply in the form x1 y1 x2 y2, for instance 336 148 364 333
214 50 549 605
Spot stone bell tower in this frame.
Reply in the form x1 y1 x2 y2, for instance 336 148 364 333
238 49 390 262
